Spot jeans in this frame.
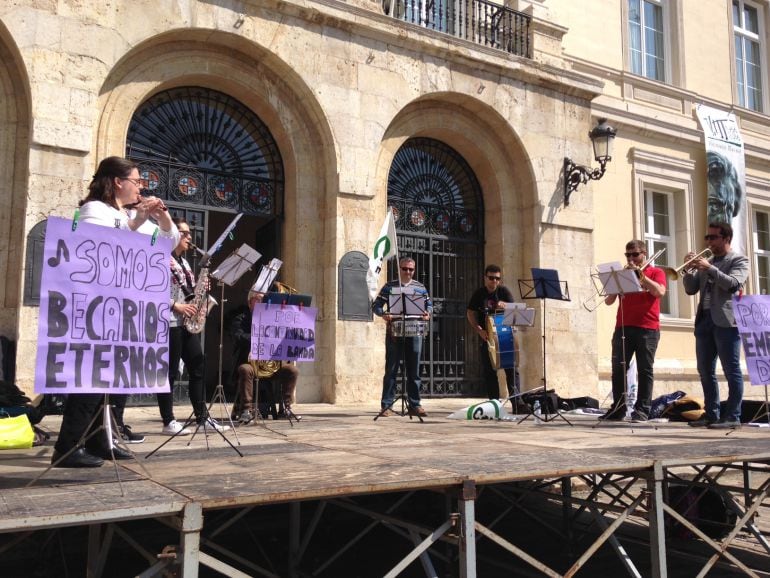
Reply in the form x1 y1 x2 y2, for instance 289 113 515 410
694 314 744 422
610 327 660 417
381 335 423 409
479 343 520 400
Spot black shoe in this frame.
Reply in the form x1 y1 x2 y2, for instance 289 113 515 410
93 445 133 460
629 410 648 423
51 448 104 468
708 420 741 430
119 424 145 444
688 417 716 428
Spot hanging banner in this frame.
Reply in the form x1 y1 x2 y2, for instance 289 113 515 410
250 303 317 362
34 217 173 394
733 295 770 386
695 104 747 255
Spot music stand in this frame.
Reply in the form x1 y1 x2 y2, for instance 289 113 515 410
518 268 572 425
146 244 260 459
498 303 536 414
374 288 426 422
592 262 644 423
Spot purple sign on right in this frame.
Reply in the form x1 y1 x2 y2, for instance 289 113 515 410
733 295 770 385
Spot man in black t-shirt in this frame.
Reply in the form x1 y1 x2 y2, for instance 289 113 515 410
467 264 521 400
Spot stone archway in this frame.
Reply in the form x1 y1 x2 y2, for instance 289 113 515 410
0 22 31 343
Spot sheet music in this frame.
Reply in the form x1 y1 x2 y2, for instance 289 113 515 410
210 244 261 285
202 213 243 262
597 261 642 295
387 287 425 316
252 258 283 293
501 302 535 326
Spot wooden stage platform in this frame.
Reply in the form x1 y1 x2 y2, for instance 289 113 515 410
1 399 769 577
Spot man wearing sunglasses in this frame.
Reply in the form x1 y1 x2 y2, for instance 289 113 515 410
373 256 432 417
467 265 521 402
683 222 748 429
600 240 667 422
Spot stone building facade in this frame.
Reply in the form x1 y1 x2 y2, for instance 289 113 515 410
1 0 767 406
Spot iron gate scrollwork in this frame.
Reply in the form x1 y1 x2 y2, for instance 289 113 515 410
125 86 284 217
387 138 485 397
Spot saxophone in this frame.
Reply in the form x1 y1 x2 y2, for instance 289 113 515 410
184 267 218 334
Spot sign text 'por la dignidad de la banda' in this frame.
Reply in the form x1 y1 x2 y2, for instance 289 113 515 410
34 217 173 395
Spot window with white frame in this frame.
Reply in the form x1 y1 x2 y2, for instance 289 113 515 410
644 189 676 315
733 0 765 112
628 0 667 81
753 208 770 294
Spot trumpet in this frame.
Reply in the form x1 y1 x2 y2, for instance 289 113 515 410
661 248 713 280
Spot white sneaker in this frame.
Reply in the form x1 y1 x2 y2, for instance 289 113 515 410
202 417 230 432
162 420 192 436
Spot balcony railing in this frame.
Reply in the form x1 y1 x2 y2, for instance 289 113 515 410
383 0 531 58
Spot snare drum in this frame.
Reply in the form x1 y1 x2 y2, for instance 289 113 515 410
391 318 427 338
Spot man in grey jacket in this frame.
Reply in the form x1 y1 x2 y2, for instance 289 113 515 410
683 222 749 429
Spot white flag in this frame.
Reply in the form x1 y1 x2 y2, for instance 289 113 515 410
367 208 398 299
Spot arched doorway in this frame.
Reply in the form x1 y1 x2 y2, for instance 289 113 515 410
387 137 485 396
125 86 285 395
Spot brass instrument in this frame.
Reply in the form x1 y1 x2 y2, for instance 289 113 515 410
582 248 665 312
661 248 713 281
184 267 218 334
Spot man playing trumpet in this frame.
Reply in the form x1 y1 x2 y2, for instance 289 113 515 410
600 240 667 422
684 222 748 429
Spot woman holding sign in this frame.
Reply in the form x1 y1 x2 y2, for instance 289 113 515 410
52 156 179 468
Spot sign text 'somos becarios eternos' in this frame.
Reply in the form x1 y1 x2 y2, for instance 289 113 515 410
34 217 173 394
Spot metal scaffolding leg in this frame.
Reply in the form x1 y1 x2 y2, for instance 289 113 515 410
181 502 203 578
458 481 477 578
647 463 668 578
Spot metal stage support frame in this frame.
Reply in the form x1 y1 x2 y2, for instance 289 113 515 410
2 457 769 577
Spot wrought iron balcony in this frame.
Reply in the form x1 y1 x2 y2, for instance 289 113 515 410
383 0 531 58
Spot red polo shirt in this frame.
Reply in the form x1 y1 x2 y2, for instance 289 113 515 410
615 265 666 329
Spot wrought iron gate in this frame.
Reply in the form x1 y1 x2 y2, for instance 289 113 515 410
387 138 485 396
125 86 285 401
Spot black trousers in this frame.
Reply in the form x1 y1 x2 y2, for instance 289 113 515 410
157 326 207 424
54 393 117 454
610 326 660 417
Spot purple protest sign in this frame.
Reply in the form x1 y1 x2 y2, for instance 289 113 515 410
250 303 317 362
34 217 173 394
733 295 770 386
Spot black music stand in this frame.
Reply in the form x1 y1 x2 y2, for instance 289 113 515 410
518 268 572 425
591 262 643 423
374 287 426 422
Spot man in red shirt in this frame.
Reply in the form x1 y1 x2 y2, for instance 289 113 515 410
600 240 667 422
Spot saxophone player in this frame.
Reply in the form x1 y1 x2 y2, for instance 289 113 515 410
156 218 229 434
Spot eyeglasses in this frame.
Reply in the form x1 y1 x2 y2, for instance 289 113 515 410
704 234 723 241
400 267 415 272
179 231 192 238
486 276 501 281
121 177 142 187
624 252 643 258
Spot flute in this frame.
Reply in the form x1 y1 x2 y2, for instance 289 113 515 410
124 199 168 211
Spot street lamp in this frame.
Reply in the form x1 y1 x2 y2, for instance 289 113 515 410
563 118 617 206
